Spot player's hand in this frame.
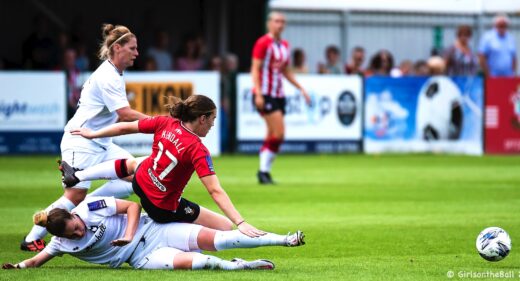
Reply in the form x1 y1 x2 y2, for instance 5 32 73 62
70 128 95 139
111 238 132 246
2 263 18 269
237 222 267 238
300 88 311 106
254 94 265 112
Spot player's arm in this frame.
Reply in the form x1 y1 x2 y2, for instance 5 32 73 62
2 251 54 269
200 175 266 238
111 199 141 246
282 67 311 105
116 106 149 121
251 58 265 109
70 121 140 139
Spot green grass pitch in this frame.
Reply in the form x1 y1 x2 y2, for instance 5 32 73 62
1 154 519 281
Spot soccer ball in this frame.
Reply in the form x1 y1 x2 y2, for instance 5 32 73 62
476 227 512 262
416 76 463 140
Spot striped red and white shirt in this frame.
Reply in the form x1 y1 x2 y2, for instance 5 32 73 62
252 34 290 98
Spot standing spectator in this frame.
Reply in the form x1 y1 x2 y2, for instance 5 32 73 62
146 30 173 71
444 25 479 76
61 48 82 120
365 50 394 76
290 48 309 74
318 45 342 74
251 11 310 184
345 46 365 75
478 14 517 77
175 34 205 71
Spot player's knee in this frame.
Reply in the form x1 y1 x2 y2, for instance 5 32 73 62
218 218 233 231
126 158 138 175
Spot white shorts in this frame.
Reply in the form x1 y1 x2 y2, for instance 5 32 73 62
61 136 132 189
130 222 203 269
136 247 183 270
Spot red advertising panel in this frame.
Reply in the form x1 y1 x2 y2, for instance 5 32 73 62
485 78 520 154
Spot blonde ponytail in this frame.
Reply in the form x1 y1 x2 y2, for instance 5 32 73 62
98 23 135 60
33 210 48 227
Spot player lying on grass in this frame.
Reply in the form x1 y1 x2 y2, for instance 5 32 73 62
3 196 304 270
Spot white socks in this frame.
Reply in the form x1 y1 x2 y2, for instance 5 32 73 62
259 149 276 172
75 160 119 181
88 180 133 199
191 253 242 270
25 196 76 242
213 230 287 251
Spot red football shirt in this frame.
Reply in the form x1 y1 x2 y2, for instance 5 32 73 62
135 116 215 211
252 34 290 98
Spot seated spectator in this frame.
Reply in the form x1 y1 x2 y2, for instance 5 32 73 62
444 25 479 76
390 60 413 77
147 30 173 71
22 15 57 69
290 48 309 74
143 56 158 71
427 56 446 75
413 60 430 76
365 50 394 76
75 43 90 71
175 34 205 71
345 46 365 75
209 55 222 71
318 45 342 74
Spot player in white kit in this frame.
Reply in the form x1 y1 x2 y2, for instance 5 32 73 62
4 197 305 270
21 23 149 251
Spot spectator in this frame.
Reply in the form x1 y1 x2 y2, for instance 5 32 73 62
143 56 158 71
209 55 222 71
365 50 394 76
59 48 82 120
390 60 413 77
345 46 365 75
290 48 308 74
444 25 479 76
427 56 446 75
478 14 517 76
146 30 173 71
22 15 57 69
318 45 342 74
75 43 90 71
175 34 205 71
413 60 430 76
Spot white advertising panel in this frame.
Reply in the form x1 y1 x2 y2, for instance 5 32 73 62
236 74 363 153
0 72 66 131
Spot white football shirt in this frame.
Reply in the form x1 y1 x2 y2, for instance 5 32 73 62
63 60 130 148
44 197 151 268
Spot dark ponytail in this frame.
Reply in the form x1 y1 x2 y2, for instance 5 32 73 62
165 95 216 122
33 208 73 237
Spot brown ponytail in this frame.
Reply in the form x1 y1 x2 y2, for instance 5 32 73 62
33 208 73 237
165 95 216 122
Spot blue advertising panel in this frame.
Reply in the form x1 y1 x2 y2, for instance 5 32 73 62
364 76 483 155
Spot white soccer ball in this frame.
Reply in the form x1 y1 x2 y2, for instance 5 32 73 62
476 227 512 262
416 76 463 140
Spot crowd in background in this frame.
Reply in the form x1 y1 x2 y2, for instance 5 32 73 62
1 13 516 152
294 14 516 78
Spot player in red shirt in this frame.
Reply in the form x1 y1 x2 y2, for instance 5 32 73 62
251 11 310 184
68 95 265 237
